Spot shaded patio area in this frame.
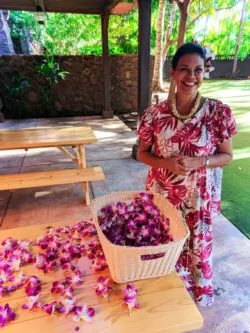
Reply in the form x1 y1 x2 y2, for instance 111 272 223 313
0 116 250 332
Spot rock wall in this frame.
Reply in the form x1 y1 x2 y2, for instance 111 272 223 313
0 54 152 119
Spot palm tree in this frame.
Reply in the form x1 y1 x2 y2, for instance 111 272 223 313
152 0 166 92
168 0 191 98
232 0 247 78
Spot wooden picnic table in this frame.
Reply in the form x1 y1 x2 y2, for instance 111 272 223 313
0 221 203 333
0 126 105 205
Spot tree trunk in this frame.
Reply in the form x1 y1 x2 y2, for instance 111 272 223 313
177 10 188 48
162 2 177 61
168 0 190 99
152 0 166 92
162 41 172 65
232 0 247 78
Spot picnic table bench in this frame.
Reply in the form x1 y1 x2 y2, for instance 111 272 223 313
0 126 105 205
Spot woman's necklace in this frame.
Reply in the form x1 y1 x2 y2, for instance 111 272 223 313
171 92 202 120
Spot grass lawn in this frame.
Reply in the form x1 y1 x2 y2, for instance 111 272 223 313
200 80 250 238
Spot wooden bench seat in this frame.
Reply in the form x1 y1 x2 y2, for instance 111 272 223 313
0 167 105 191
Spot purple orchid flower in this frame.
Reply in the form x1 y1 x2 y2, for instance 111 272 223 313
22 294 41 310
122 284 140 316
73 304 95 323
42 302 58 315
51 281 66 294
0 304 16 327
65 270 84 286
94 276 112 302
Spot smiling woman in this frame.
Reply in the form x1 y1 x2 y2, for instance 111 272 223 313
137 42 238 307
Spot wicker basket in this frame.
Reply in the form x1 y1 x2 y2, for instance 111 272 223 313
91 191 190 283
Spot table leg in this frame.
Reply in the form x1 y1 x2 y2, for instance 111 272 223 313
74 145 90 206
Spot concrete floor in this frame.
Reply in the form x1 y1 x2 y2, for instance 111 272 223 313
0 116 250 333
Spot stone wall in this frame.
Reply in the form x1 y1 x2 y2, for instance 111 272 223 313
0 54 146 119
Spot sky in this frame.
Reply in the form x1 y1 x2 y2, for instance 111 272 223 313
194 1 244 37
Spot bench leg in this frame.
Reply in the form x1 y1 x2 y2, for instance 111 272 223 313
75 145 90 206
82 182 90 206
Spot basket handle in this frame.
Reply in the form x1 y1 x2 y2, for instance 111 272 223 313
140 252 165 261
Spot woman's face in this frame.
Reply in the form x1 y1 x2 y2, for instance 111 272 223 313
170 53 205 96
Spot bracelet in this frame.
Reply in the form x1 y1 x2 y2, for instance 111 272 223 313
204 156 210 168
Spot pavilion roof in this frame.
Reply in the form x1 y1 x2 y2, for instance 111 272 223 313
0 0 121 14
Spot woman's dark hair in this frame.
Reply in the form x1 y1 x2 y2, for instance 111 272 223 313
172 42 206 70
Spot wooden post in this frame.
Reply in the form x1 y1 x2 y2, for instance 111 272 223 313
75 145 90 206
137 0 152 118
101 12 113 118
132 0 152 159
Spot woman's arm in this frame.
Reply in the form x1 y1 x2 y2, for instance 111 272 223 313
205 138 234 168
180 139 234 170
138 139 192 176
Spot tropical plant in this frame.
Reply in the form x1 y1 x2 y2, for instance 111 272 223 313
9 11 41 51
35 53 70 115
4 73 30 118
36 53 69 84
4 74 30 96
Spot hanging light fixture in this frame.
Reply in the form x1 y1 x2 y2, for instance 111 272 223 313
111 0 138 15
34 4 47 25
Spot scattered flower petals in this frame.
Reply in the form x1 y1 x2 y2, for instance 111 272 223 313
63 285 74 299
123 284 140 316
0 304 16 327
175 264 195 291
58 296 76 314
66 270 84 286
25 276 42 296
0 217 146 323
0 286 7 298
42 302 58 315
94 276 112 302
22 294 41 310
91 255 108 272
73 304 95 323
62 263 77 273
51 281 66 295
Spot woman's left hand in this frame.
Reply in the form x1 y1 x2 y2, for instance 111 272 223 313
179 156 205 170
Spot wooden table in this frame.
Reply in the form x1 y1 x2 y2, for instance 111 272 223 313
0 126 105 205
0 222 203 333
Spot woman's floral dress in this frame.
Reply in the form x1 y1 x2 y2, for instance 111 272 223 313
137 98 237 307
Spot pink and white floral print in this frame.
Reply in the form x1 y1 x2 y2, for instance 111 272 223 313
137 98 237 306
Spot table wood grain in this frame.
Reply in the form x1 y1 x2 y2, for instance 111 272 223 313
0 126 97 150
0 222 203 333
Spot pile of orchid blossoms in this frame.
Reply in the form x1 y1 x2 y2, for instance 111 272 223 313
0 218 140 328
97 192 194 287
98 192 173 247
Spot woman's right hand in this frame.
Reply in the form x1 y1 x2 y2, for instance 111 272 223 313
138 140 191 176
164 156 192 176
